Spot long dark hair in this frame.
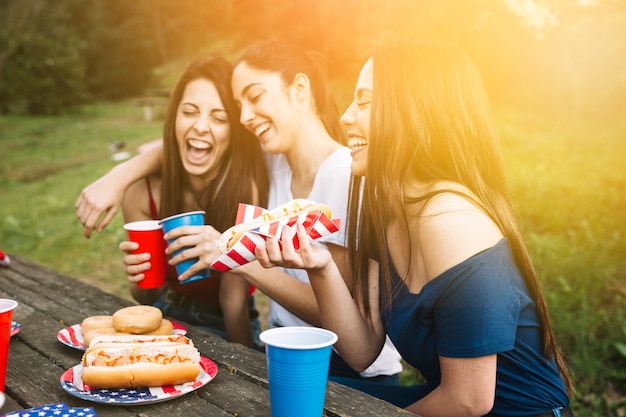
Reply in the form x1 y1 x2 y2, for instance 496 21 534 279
234 39 345 145
347 41 573 393
160 56 269 232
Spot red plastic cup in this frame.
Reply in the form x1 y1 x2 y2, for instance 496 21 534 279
0 299 18 392
123 220 167 289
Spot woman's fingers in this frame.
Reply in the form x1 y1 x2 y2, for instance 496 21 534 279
124 258 151 283
164 225 214 254
119 241 139 253
75 185 122 238
118 241 151 283
249 223 333 272
261 224 308 268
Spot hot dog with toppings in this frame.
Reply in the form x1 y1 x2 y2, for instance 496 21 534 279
81 336 201 388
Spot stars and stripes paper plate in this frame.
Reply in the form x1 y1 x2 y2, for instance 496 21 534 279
10 320 20 336
59 355 218 405
56 321 187 350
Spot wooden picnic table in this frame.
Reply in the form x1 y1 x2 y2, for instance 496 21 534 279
0 255 415 416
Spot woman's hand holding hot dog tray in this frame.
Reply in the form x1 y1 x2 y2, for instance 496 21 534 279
163 199 340 280
210 198 339 273
254 222 333 272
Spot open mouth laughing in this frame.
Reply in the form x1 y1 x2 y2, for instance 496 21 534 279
186 138 213 164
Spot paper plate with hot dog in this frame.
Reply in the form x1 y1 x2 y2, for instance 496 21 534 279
60 334 218 405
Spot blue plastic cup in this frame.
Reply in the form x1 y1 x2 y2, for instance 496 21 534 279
260 326 338 417
159 211 210 283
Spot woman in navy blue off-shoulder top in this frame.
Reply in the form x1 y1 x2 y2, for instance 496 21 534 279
255 41 574 416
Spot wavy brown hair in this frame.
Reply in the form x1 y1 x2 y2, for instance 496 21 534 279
347 41 573 393
160 56 268 232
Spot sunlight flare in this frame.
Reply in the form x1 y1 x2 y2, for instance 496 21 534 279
500 0 559 37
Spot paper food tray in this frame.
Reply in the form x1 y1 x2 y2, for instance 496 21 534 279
210 203 340 272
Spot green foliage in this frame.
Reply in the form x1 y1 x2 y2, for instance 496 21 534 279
0 0 241 116
63 0 159 99
2 0 625 119
494 112 626 416
0 26 87 115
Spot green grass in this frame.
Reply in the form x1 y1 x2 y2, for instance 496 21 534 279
1 101 163 296
1 102 625 416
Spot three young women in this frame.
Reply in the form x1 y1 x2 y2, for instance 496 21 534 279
75 40 403 384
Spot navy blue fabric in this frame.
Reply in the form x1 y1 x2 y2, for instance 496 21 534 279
381 239 569 416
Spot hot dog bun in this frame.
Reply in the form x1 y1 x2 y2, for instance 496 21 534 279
216 199 332 253
84 327 128 347
88 333 193 348
81 340 201 388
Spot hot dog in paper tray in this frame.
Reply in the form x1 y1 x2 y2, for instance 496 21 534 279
210 198 340 272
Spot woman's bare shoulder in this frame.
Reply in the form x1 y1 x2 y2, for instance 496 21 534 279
415 190 503 280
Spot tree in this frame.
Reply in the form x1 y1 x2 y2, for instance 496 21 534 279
0 24 87 115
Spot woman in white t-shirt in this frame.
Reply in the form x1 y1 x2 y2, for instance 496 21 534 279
225 40 401 382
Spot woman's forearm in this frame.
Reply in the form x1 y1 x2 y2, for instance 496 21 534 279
235 262 322 326
308 260 386 372
111 145 163 185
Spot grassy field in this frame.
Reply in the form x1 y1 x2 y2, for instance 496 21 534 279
1 101 625 416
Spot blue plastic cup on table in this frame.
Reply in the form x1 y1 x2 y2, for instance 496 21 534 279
159 211 210 283
260 326 338 417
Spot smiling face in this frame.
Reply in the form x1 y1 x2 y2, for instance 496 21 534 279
231 62 299 154
341 58 373 177
175 78 231 183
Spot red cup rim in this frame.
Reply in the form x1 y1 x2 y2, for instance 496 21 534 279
0 299 18 314
123 220 162 231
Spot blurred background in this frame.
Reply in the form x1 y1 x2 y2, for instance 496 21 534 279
1 0 625 119
1 1 625 415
